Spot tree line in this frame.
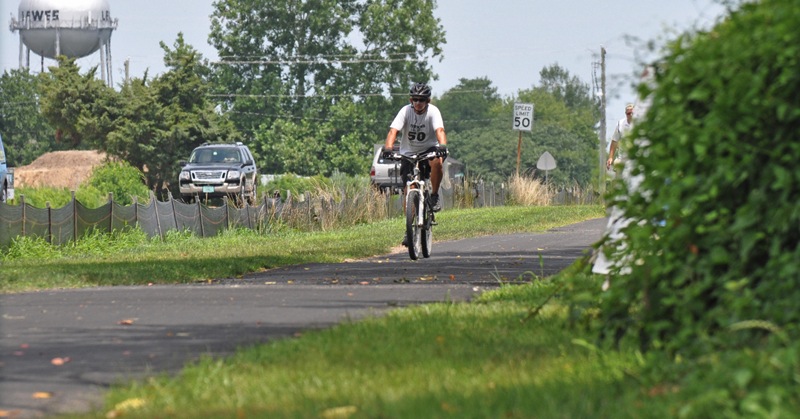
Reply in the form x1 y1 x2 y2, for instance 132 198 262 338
0 0 600 198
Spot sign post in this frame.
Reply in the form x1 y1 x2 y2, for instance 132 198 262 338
512 103 534 177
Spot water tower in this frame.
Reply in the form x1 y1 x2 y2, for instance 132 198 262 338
9 0 118 86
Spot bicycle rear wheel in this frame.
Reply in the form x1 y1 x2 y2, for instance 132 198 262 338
406 191 422 260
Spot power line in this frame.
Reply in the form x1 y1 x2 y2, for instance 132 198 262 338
207 89 495 99
224 108 500 124
211 57 418 66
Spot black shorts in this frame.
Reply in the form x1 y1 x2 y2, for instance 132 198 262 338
399 147 438 182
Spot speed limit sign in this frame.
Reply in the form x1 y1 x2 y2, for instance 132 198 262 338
513 103 534 131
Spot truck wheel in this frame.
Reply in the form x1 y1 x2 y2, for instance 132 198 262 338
250 183 258 206
239 180 247 207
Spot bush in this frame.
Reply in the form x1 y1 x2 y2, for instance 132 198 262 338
599 0 800 355
88 161 150 206
10 161 149 208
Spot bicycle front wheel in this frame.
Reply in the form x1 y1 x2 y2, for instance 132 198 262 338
421 192 433 258
406 191 422 260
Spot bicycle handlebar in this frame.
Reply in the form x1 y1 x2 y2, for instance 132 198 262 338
383 148 448 162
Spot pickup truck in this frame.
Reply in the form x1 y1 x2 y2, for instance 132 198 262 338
178 142 258 204
0 134 14 203
369 143 404 194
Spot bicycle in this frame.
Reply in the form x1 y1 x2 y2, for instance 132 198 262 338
385 148 448 260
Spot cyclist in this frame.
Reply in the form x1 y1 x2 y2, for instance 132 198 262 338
382 82 448 246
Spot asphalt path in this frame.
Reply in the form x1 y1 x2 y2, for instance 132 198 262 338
0 217 605 418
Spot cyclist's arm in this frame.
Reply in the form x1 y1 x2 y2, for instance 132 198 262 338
435 127 446 146
385 128 400 151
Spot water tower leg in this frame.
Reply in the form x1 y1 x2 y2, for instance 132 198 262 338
18 39 24 69
105 40 113 86
100 44 107 85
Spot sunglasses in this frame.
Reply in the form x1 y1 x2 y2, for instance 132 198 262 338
411 98 427 103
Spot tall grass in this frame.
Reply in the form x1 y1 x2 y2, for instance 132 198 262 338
278 179 389 231
507 174 553 206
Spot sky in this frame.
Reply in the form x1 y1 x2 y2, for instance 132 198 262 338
1 0 728 138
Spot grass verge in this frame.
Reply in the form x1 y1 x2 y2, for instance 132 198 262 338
1 205 604 293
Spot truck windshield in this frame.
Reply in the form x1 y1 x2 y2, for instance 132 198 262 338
190 148 240 164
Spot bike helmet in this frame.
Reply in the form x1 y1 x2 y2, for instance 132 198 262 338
409 82 432 99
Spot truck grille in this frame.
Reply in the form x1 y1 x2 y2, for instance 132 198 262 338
191 170 226 183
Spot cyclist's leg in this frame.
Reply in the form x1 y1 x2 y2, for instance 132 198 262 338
429 157 443 195
399 159 414 213
419 146 444 195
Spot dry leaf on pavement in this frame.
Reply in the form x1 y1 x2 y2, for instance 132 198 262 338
51 357 70 366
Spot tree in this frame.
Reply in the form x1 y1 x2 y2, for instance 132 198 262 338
209 0 360 129
109 34 240 195
436 77 502 135
539 63 598 113
208 0 447 175
36 36 239 197
449 67 598 188
38 57 119 149
0 69 56 165
255 98 377 177
356 0 445 95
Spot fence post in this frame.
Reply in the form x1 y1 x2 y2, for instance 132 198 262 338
261 194 268 231
47 201 52 244
133 196 139 229
246 200 252 230
169 192 178 233
71 191 76 242
152 191 163 239
225 196 231 230
198 196 205 238
306 192 312 230
108 192 114 234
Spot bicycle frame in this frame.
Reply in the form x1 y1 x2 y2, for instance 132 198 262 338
406 165 427 228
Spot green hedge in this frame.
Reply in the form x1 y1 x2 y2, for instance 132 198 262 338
600 0 800 355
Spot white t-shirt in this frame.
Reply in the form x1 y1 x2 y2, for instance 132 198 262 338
610 117 633 160
390 104 444 155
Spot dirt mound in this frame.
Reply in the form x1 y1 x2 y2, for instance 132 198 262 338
15 150 110 189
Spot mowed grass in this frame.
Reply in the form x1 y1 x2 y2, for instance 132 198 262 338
69 269 673 419
0 205 605 293
83 295 663 419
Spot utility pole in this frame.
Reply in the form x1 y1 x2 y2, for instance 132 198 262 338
598 46 607 195
124 58 130 84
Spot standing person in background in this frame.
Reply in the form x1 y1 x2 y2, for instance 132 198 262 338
607 104 635 170
593 66 655 284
